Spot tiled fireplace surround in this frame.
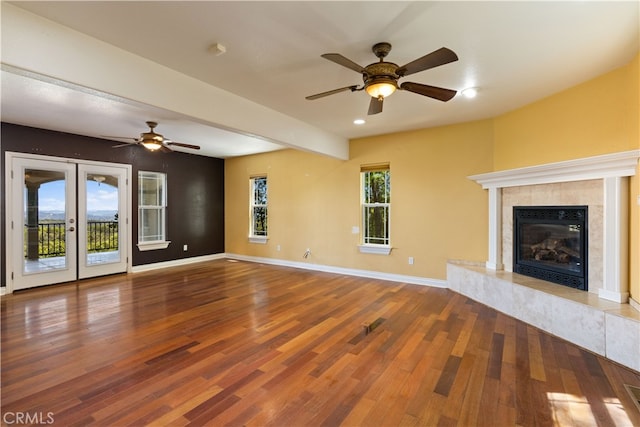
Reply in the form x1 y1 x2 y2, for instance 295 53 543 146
447 150 640 372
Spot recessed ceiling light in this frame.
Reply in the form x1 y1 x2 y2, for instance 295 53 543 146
461 87 478 99
353 119 366 125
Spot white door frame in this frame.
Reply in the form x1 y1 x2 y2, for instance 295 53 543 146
5 152 132 293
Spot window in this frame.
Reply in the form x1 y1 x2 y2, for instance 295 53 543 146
360 165 391 254
249 176 267 243
138 171 169 250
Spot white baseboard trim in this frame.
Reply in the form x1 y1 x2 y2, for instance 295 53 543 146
131 253 226 273
1 253 444 291
225 253 447 288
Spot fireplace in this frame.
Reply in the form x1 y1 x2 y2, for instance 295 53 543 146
513 206 587 290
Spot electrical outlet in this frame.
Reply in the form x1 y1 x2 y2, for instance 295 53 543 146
408 257 414 265
276 245 281 251
183 244 188 251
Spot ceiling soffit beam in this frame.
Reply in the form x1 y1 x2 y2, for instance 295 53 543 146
0 4 348 160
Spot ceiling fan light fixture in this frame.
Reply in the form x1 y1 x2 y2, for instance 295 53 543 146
141 139 163 151
365 78 397 99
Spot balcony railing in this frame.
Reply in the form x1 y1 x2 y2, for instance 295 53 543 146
25 221 119 258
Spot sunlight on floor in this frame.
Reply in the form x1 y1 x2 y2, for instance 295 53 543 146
547 392 632 426
24 298 69 339
87 288 121 324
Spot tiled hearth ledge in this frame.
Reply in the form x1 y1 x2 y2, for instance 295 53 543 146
447 261 640 372
450 150 640 372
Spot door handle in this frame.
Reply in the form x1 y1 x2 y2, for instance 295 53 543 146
69 227 75 232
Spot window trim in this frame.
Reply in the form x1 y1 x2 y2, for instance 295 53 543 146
137 241 171 251
359 165 391 255
358 244 392 255
249 175 268 243
137 170 170 251
249 236 268 244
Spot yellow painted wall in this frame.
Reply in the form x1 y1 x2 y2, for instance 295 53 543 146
494 54 640 302
226 54 639 300
225 120 494 280
493 55 639 169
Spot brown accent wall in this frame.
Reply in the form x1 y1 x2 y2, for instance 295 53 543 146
1 123 225 286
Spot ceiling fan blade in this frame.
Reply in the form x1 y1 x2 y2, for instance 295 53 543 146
166 141 201 150
321 53 367 74
400 82 457 102
396 47 458 77
306 85 359 100
112 142 138 148
368 97 383 115
102 135 138 141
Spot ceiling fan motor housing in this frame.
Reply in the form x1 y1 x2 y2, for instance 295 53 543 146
363 62 399 96
364 62 398 80
141 132 164 144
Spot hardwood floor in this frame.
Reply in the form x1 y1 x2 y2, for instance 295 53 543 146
2 259 639 426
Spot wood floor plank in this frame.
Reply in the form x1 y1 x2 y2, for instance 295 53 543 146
2 259 639 426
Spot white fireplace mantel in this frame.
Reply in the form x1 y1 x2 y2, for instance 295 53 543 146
468 150 640 303
469 150 640 189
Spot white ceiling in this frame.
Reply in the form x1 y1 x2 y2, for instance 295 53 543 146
2 1 639 159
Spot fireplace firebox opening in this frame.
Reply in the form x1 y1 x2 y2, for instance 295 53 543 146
513 206 587 290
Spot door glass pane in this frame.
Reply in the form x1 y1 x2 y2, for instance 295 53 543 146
85 173 120 266
23 169 67 274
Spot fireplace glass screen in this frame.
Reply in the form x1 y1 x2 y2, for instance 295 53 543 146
513 206 587 290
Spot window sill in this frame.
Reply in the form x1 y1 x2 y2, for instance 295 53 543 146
358 244 392 255
249 236 268 244
137 241 171 251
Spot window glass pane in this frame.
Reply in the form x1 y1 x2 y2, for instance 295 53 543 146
140 174 161 206
364 170 390 203
140 208 164 242
253 207 267 236
254 177 267 205
363 205 389 245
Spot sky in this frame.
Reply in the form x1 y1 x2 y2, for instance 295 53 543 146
34 180 118 212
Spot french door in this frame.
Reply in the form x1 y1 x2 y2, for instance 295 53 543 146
8 153 130 291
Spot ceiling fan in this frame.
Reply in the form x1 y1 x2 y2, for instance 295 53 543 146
306 42 459 115
106 121 200 152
